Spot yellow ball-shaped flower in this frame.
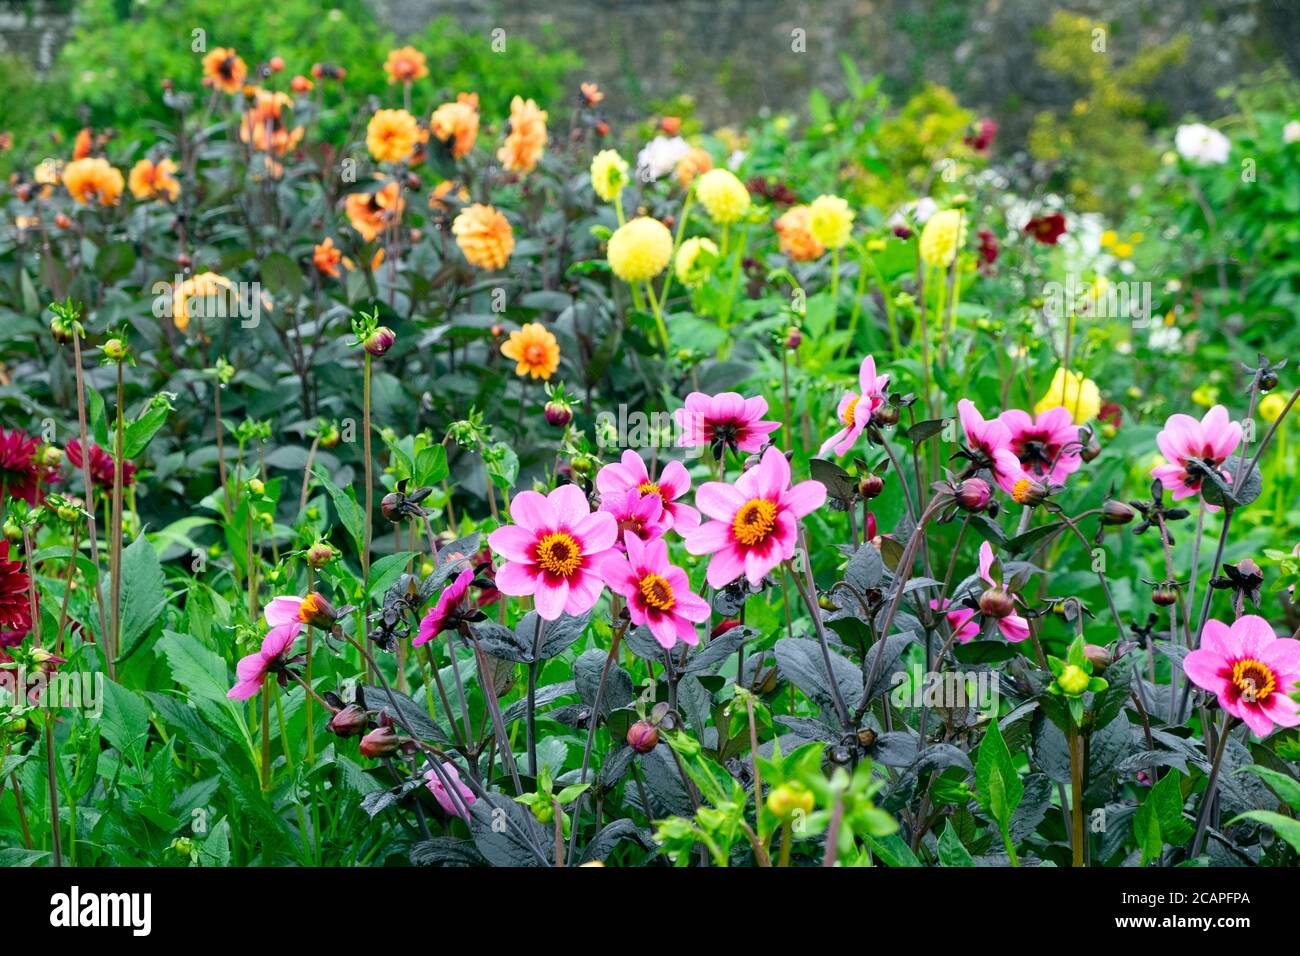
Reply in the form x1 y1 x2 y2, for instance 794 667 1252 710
1258 392 1287 424
675 236 719 288
590 149 629 202
919 208 967 269
607 217 673 283
808 194 853 249
695 168 750 224
1035 368 1101 425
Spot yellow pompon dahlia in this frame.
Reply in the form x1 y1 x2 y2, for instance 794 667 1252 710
173 272 234 333
1258 392 1287 423
383 46 428 84
63 157 124 206
202 47 247 94
675 236 719 288
367 109 421 164
498 96 548 173
452 203 515 271
919 209 967 269
128 157 180 202
429 93 480 160
808 194 853 249
695 168 750 224
607 217 673 283
501 322 560 380
775 205 825 262
589 149 629 202
674 147 713 188
1034 368 1101 425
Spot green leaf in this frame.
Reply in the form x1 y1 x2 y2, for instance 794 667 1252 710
317 468 364 551
260 250 305 298
415 444 449 485
1229 811 1300 853
156 630 232 706
1236 765 1300 813
1134 770 1192 865
937 821 975 866
863 833 921 867
95 241 137 284
974 718 1023 830
118 534 168 659
122 399 171 458
368 552 418 598
101 679 151 767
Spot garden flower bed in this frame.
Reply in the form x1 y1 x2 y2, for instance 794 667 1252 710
2 23 1300 874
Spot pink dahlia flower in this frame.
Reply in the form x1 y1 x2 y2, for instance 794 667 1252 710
958 399 1027 495
998 407 1082 484
595 450 700 534
1183 614 1300 737
675 391 781 459
930 597 979 644
415 567 473 646
602 534 710 649
487 484 618 620
685 446 826 588
1151 405 1241 504
818 355 890 458
976 541 1030 643
424 762 476 820
228 597 312 701
599 488 671 551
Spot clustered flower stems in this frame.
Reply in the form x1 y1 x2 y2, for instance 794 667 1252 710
22 526 62 867
109 353 126 668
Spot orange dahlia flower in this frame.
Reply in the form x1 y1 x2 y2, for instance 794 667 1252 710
173 272 234 333
239 90 304 156
313 237 345 278
128 157 181 202
501 322 560 380
366 108 420 164
430 93 480 160
345 181 404 243
674 147 713 188
497 96 548 173
383 46 428 84
775 205 825 262
429 180 469 212
63 157 124 206
202 48 248 94
452 203 514 271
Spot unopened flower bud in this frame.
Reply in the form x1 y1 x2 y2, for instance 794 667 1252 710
858 474 885 499
979 588 1015 619
544 400 572 427
327 703 368 738
3 520 21 543
766 782 815 819
102 338 128 362
1011 477 1047 507
1056 663 1090 696
381 491 403 522
956 477 992 512
306 540 335 569
40 446 63 468
1151 584 1178 607
1080 438 1102 462
359 725 400 758
626 720 659 754
1101 500 1134 526
1259 368 1279 392
785 326 802 350
269 56 285 73
247 477 265 496
364 326 396 357
1083 644 1111 673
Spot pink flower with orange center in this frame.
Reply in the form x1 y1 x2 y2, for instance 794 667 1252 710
685 446 826 588
602 535 710 649
997 406 1082 485
1184 615 1300 737
595 450 700 535
487 485 618 620
818 355 889 459
675 392 781 461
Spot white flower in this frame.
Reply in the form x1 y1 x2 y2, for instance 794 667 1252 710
911 197 938 224
1174 123 1230 165
635 136 690 182
1284 120 1300 145
727 149 747 171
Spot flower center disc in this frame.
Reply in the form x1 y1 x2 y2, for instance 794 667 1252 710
536 532 582 578
639 573 675 612
732 498 777 547
1231 657 1276 702
638 480 662 500
524 344 548 366
842 396 860 427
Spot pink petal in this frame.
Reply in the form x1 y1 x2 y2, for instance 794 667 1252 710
264 595 303 628
999 614 1030 643
574 509 618 554
509 490 554 532
494 560 538 596
534 578 570 620
977 541 995 584
1231 614 1278 659
782 479 827 518
695 481 747 521
1200 618 1236 658
1182 647 1229 696
705 544 746 588
488 525 536 563
549 483 592 527
565 571 605 615
685 519 731 555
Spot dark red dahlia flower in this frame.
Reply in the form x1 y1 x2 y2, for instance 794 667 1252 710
1024 212 1067 245
965 118 998 153
0 542 33 654
977 228 999 272
65 439 135 490
0 428 42 504
746 177 798 207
